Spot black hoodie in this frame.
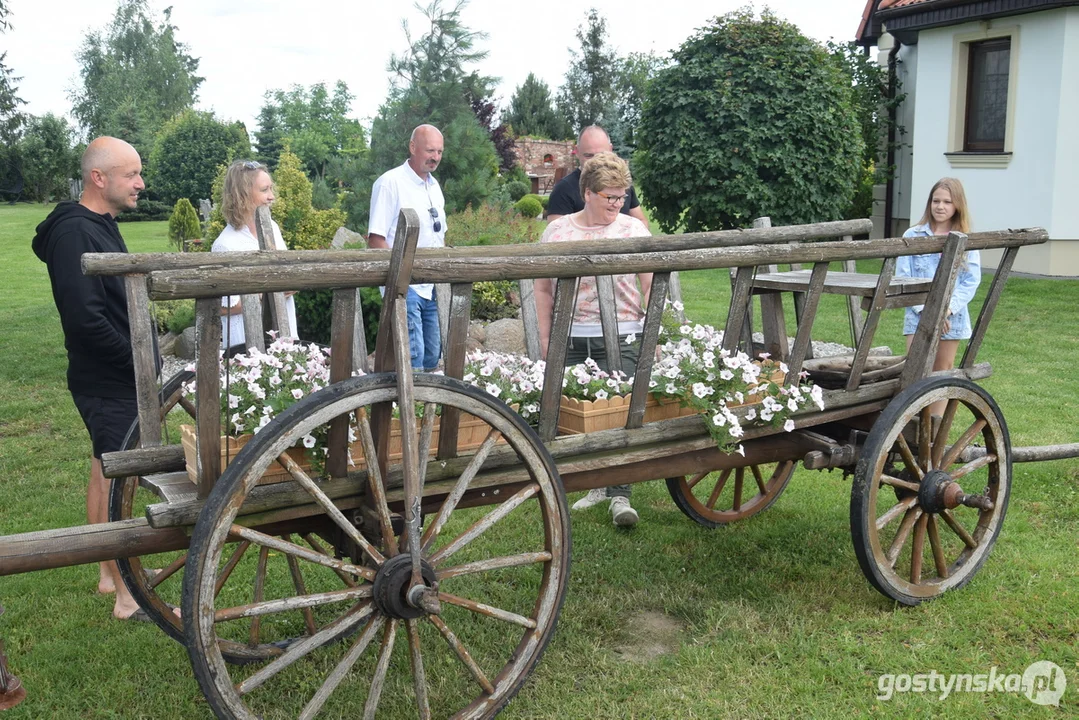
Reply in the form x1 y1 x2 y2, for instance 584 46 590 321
32 201 135 398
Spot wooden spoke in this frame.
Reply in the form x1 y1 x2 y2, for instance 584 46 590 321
276 450 386 567
417 402 437 484
940 509 978 549
177 396 197 418
705 469 731 510
356 408 399 557
229 524 376 582
886 507 922 567
363 619 399 720
429 483 539 566
926 515 949 579
298 615 386 720
421 428 503 552
439 591 538 629
437 551 553 581
147 551 186 590
733 468 744 511
215 585 374 623
910 513 928 584
895 434 924 481
686 471 709 490
939 418 988 471
918 406 933 470
949 453 996 481
283 536 317 636
406 619 432 720
750 464 767 494
249 545 270 647
429 615 495 695
237 604 374 696
875 495 918 531
931 398 960 469
879 474 921 493
304 533 358 588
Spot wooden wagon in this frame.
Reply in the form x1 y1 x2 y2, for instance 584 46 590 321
0 208 1065 718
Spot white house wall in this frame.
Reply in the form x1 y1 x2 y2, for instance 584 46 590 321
907 8 1077 275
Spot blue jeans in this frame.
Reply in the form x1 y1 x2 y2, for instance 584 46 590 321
405 288 441 371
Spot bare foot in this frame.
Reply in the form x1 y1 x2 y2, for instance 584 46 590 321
98 578 116 594
113 601 181 621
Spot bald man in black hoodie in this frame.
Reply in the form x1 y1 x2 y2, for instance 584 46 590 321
32 137 150 621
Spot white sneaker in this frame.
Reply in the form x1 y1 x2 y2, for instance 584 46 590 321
571 488 607 511
609 497 639 527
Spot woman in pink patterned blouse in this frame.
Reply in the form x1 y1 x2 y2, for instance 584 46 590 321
534 151 652 526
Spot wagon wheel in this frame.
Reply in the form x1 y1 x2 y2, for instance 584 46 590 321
851 376 1011 605
183 374 570 719
665 461 796 527
109 369 194 644
111 371 349 665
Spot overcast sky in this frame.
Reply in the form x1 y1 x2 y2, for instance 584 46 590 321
3 0 872 135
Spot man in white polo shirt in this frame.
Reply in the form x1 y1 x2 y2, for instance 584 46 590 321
368 124 447 371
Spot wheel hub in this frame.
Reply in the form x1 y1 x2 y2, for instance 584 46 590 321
918 469 961 514
372 553 438 620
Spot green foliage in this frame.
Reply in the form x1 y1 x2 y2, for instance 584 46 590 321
310 176 336 210
514 195 543 218
167 198 201 250
293 287 380 348
505 180 529 202
202 162 228 244
253 104 284 171
262 81 367 180
635 9 863 233
0 50 24 146
270 149 346 250
504 73 571 140
471 280 518 321
446 203 543 246
116 198 171 222
556 9 618 136
151 299 195 334
17 113 78 202
69 1 203 157
148 110 249 205
538 194 549 210
607 51 667 159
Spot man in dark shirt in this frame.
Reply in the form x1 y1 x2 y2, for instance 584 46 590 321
545 125 650 229
32 137 148 621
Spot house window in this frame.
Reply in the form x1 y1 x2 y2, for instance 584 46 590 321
964 39 1010 152
543 153 554 167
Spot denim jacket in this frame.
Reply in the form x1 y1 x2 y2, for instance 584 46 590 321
896 223 981 339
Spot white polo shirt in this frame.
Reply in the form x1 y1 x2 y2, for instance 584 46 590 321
368 160 447 300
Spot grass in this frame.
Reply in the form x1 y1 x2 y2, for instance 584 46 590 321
0 202 1077 718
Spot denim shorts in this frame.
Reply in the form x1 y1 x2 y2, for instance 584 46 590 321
71 393 138 458
903 305 973 340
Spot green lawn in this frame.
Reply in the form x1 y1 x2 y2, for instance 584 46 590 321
0 202 1076 718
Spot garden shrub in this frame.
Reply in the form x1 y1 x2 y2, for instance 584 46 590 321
505 180 529 202
117 199 171 222
538 194 549 210
151 299 196 335
472 280 518 322
167 198 202 251
514 195 543 219
294 287 381 349
446 203 543 246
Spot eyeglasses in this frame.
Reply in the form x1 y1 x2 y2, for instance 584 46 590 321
241 161 264 170
429 206 441 233
595 191 627 207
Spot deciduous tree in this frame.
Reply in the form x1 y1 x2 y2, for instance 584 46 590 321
18 113 78 202
147 110 249 205
262 82 366 180
556 8 618 136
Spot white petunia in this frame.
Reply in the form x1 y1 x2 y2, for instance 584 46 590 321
292 388 304 400
302 434 316 448
783 419 796 432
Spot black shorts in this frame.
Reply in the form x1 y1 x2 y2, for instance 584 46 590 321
71 393 138 459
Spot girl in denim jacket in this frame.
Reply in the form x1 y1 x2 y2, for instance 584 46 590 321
896 177 981 375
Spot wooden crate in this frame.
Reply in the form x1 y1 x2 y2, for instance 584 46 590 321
557 395 698 435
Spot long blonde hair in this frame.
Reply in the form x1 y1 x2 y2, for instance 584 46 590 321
221 160 272 229
917 177 971 234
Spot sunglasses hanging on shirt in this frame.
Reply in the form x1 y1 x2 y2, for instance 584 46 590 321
429 206 441 233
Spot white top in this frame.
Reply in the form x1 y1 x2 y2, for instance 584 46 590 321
368 160 446 300
211 220 298 348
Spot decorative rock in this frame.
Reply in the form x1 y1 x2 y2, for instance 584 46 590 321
175 326 198 360
332 226 367 249
198 199 213 221
483 318 526 355
465 337 484 355
468 321 487 344
158 332 179 357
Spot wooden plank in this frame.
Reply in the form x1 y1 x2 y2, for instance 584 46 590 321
846 257 897 391
86 219 879 274
751 270 933 297
754 217 777 273
437 283 473 459
961 246 1016 369
626 272 670 429
239 292 264 352
538 277 577 442
372 210 422 375
667 272 685 322
723 267 755 354
785 262 828 379
142 229 1049 300
901 232 968 388
140 471 198 504
124 275 161 447
195 298 222 498
518 278 542 361
436 283 451 357
352 288 370 374
326 289 357 478
101 444 186 478
759 292 789 361
595 274 622 375
254 206 291 336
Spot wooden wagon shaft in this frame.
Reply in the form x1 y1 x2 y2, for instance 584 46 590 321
129 229 1048 300
82 219 875 276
